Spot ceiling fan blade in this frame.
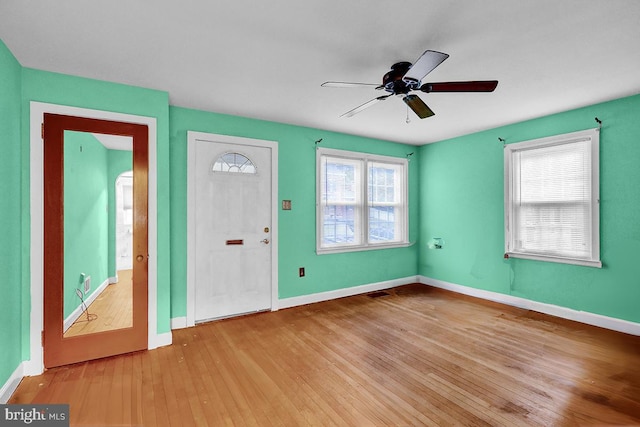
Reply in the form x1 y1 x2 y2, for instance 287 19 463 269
340 94 393 118
402 50 449 84
420 80 499 93
322 81 381 89
403 94 435 119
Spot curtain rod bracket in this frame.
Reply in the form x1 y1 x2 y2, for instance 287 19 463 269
595 117 602 129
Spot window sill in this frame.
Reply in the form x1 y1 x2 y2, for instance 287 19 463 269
505 252 602 268
317 241 413 255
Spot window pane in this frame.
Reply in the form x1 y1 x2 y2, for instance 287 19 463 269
324 160 358 203
322 205 358 245
212 152 256 174
368 163 397 203
369 206 397 242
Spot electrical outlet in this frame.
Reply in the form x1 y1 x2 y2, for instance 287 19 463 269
299 267 305 277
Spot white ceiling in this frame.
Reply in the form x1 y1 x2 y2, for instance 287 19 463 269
92 133 132 151
2 1 640 145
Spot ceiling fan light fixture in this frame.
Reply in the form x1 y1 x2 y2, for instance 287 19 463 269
403 94 435 119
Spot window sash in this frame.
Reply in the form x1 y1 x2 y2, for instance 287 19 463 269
319 155 362 248
317 149 408 253
504 128 600 267
367 161 404 245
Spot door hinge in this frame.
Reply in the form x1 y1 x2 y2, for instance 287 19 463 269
41 123 44 139
41 330 44 347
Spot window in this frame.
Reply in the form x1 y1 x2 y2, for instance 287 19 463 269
212 152 256 174
504 128 601 267
317 148 408 253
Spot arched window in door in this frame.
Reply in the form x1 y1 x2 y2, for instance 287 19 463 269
212 152 257 174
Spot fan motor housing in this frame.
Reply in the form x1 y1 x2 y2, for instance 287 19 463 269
383 61 416 94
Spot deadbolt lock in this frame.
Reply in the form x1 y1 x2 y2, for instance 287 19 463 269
264 227 270 233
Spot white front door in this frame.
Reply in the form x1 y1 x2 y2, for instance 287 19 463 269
190 134 275 322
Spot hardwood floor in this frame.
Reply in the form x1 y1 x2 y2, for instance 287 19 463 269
65 270 133 337
10 284 640 426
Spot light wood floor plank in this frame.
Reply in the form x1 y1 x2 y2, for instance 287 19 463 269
65 269 133 338
10 284 640 426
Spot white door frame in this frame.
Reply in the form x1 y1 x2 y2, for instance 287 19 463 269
186 131 279 327
27 101 162 375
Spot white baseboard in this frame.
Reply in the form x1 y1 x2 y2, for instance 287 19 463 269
171 317 187 330
0 362 25 404
278 276 420 310
22 360 43 378
419 275 640 336
63 277 111 333
149 331 172 350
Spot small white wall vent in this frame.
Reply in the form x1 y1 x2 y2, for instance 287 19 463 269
83 275 91 293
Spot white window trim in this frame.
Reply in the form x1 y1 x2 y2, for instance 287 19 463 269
316 147 409 254
504 128 601 268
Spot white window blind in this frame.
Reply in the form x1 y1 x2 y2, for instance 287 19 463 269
504 128 601 267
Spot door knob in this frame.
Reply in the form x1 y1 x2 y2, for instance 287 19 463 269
260 238 270 245
136 254 145 262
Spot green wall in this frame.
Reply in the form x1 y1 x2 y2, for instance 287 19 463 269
0 40 23 391
419 93 640 324
168 106 420 318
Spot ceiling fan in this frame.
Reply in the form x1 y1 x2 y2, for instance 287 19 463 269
321 50 498 119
